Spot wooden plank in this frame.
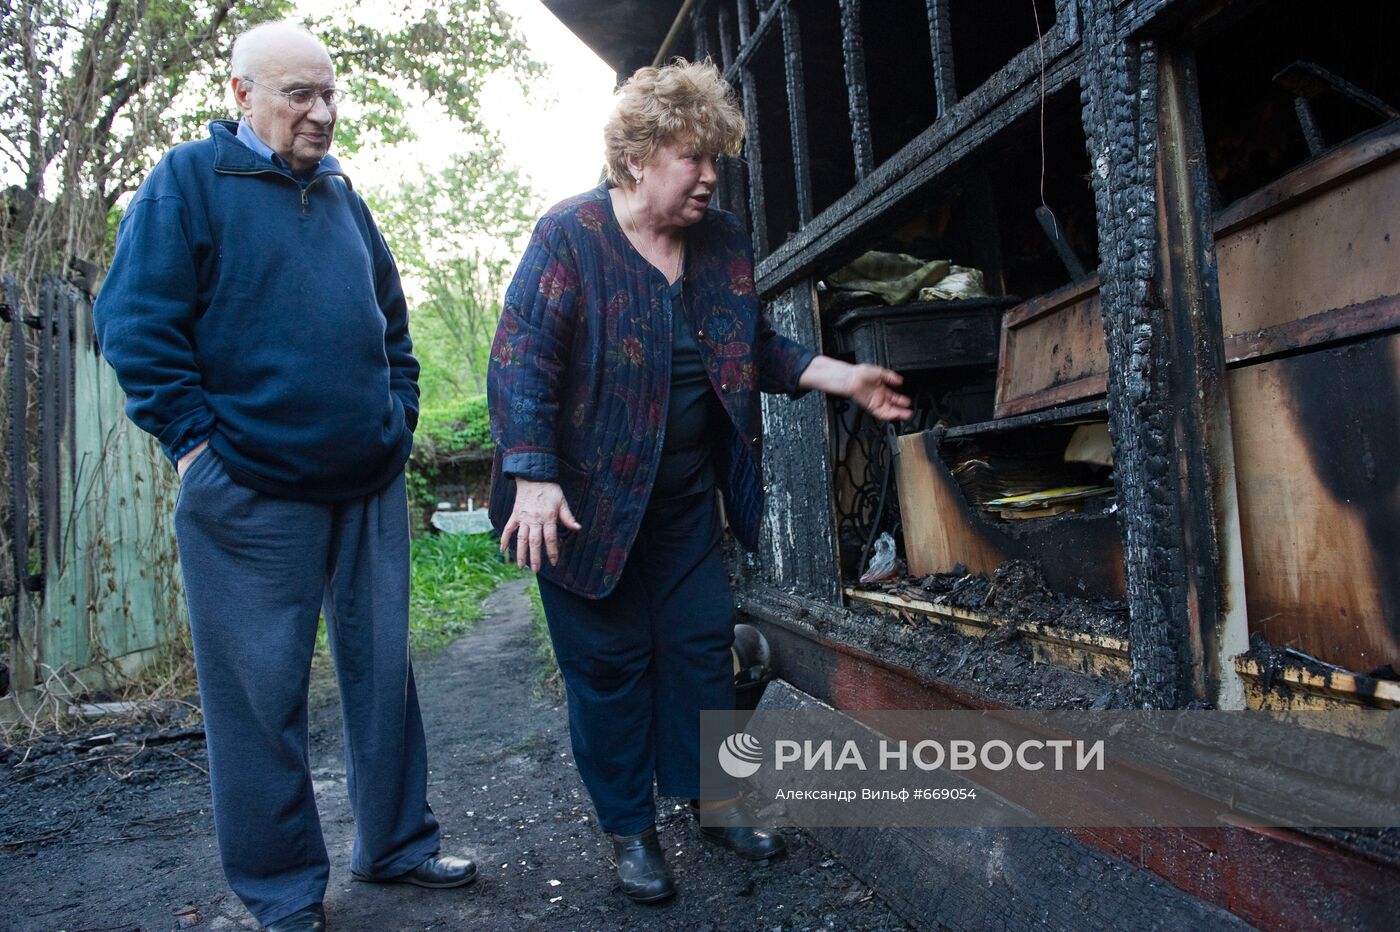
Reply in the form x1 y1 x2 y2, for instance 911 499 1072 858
757 280 841 601
1153 47 1246 710
1226 334 1400 672
1236 658 1400 711
846 587 1131 681
1215 147 1400 353
942 399 1106 439
1213 121 1400 237
780 4 812 227
894 431 1005 578
993 127 1400 419
994 280 1109 418
1223 294 1400 366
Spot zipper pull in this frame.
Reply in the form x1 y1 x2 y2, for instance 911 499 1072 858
300 186 310 216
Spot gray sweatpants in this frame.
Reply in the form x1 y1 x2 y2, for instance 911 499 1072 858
174 448 440 925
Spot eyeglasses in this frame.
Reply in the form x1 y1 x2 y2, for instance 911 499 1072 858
242 79 345 111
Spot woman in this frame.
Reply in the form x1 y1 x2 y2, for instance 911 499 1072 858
487 60 910 903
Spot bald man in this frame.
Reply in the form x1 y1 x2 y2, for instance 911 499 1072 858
93 21 474 932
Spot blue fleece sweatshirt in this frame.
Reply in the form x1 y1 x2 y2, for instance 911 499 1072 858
94 120 419 502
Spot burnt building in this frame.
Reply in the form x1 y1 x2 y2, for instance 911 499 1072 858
542 1 1399 927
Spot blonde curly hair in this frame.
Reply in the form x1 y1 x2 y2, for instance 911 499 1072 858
603 58 745 186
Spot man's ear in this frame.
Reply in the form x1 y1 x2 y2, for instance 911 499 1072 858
231 77 253 115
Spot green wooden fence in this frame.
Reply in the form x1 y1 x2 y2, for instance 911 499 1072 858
3 272 184 709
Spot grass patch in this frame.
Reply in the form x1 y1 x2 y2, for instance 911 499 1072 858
410 531 525 651
526 577 564 701
316 532 523 659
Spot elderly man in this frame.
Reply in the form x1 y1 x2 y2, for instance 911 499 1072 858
93 21 473 932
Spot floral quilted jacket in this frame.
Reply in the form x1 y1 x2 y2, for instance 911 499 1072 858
487 184 816 598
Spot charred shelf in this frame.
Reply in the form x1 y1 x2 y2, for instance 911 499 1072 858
941 399 1108 440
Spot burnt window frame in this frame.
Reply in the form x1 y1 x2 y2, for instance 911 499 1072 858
676 0 1082 272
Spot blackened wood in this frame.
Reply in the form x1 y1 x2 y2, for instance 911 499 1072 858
727 0 784 75
740 68 769 256
742 588 1400 927
780 4 813 227
926 0 958 116
5 274 32 692
717 1 736 70
837 0 875 180
942 399 1107 439
755 36 1081 296
1036 205 1089 280
690 0 708 60
1294 98 1326 156
757 280 839 601
1155 48 1237 704
1080 1 1192 708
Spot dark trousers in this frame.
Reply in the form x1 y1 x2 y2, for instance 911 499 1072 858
174 450 440 925
539 489 738 836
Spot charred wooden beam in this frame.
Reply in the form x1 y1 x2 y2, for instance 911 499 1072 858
740 67 769 256
689 0 707 60
727 0 784 76
756 280 840 600
736 0 752 45
943 399 1107 440
837 0 875 180
1154 47 1249 707
925 0 958 116
780 4 813 227
1080 1 1193 708
716 1 736 71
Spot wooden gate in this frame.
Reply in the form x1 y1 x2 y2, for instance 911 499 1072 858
2 271 183 705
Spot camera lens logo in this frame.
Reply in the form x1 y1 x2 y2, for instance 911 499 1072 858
718 733 764 778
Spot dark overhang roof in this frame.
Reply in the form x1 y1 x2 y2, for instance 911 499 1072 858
539 0 686 77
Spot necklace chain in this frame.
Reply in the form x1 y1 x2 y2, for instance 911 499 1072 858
622 188 684 283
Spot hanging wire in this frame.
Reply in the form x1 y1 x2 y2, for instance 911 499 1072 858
1031 0 1056 240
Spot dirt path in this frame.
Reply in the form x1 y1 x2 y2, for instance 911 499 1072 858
2 580 912 931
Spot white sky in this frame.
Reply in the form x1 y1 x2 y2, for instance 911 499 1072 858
336 0 618 214
480 0 618 208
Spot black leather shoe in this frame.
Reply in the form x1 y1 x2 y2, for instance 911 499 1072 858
353 854 478 889
265 903 326 932
694 802 787 860
612 826 675 903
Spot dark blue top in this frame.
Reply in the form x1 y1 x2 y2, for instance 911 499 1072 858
654 276 719 500
93 120 419 502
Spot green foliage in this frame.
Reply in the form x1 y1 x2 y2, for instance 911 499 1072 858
418 396 493 453
406 396 493 534
317 531 521 656
366 145 538 403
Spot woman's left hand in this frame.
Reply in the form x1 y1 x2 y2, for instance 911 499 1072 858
845 363 914 421
799 356 913 421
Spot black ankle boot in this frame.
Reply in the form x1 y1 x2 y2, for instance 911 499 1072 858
611 826 675 902
693 801 787 860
